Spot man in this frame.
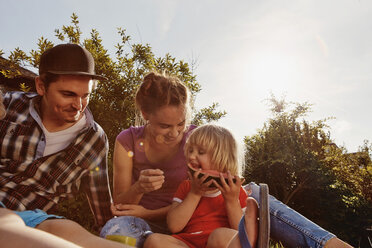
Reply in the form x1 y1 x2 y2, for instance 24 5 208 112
0 43 124 247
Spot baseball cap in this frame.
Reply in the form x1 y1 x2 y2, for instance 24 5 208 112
39 43 107 80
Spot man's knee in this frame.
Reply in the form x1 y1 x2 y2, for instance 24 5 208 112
0 208 25 227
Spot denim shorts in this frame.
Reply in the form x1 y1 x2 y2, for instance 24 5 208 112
0 201 64 228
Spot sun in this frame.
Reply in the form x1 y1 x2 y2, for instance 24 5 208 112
245 52 300 95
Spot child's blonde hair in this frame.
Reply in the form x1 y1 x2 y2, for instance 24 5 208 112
185 124 240 175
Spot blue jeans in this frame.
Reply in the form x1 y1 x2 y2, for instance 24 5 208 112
248 182 335 248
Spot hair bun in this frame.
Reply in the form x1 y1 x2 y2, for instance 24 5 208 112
135 71 190 119
142 72 157 95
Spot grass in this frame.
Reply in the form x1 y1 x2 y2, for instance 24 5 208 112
270 240 285 248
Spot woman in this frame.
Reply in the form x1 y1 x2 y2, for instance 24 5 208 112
110 72 351 248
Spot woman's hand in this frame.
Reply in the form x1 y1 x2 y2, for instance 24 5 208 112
135 169 165 193
111 203 149 218
214 171 245 202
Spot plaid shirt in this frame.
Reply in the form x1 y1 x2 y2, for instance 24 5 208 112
0 92 113 227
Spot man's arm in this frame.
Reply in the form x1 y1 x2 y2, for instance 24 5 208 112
82 132 113 227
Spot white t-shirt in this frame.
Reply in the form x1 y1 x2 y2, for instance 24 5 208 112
41 115 87 156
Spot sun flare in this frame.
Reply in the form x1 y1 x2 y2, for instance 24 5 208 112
246 52 300 94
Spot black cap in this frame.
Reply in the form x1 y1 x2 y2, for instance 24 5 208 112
39 43 107 80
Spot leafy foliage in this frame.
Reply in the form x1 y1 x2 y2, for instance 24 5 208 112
192 103 227 126
1 13 226 231
244 95 372 246
19 83 31 92
3 13 225 152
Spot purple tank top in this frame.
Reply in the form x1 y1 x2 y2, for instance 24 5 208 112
116 125 196 210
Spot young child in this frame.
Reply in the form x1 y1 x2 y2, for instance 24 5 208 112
144 124 258 248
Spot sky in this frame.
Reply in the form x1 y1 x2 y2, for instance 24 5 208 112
1 0 371 152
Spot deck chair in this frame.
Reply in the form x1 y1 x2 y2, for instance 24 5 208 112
239 183 270 248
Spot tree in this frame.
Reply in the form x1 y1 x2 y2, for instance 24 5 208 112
244 95 332 204
1 13 226 152
244 95 372 246
1 13 226 232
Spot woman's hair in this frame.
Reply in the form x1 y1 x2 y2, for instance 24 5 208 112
135 71 191 124
0 90 6 120
185 124 241 176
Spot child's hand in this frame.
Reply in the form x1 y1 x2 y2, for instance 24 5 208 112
213 171 245 202
189 170 216 195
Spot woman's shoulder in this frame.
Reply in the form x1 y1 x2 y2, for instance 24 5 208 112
116 126 145 147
